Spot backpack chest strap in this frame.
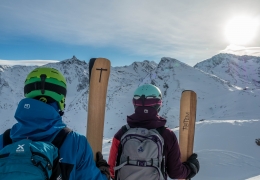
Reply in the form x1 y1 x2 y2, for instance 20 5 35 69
114 158 165 180
114 158 161 170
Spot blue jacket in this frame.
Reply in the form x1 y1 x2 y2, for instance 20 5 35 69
0 98 107 180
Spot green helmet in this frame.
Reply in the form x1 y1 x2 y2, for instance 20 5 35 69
133 84 162 111
24 67 67 112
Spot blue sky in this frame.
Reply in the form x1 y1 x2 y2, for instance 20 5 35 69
0 0 260 67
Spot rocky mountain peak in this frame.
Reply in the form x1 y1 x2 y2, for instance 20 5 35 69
58 56 87 66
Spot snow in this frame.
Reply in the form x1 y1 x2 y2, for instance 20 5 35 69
190 120 260 180
1 55 260 179
194 53 260 89
246 175 260 180
101 120 260 180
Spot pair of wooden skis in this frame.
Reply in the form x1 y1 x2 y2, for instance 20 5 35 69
86 58 197 180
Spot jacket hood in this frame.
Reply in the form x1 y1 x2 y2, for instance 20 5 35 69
127 106 166 129
10 98 66 142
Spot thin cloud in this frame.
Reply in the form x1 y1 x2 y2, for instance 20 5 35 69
0 60 59 66
220 45 260 57
0 0 260 66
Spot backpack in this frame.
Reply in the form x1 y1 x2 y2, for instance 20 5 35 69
115 125 166 180
0 127 71 180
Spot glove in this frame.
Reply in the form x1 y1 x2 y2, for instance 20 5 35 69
96 151 110 180
185 153 200 179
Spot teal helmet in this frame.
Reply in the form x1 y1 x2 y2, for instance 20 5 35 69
132 84 162 112
24 67 67 115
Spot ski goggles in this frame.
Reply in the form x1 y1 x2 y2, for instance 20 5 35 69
132 96 162 107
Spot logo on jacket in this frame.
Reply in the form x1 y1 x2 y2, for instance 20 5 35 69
144 109 148 113
16 144 25 152
138 147 144 152
57 175 62 180
39 97 47 103
24 104 30 109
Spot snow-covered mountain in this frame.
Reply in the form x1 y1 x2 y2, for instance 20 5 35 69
1 55 260 179
194 53 260 89
1 55 260 135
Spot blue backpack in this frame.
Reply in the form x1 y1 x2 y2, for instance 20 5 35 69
0 128 71 180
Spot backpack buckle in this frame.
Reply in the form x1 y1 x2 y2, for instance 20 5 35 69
137 161 147 166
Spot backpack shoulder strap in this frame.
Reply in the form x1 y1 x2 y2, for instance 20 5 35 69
156 126 166 136
155 126 166 178
3 129 12 147
52 127 72 149
121 125 166 135
115 125 129 179
2 127 71 149
121 124 130 135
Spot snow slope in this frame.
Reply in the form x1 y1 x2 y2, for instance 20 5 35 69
190 120 260 180
102 119 260 180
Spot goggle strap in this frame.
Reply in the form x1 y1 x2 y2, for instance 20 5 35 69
24 82 67 97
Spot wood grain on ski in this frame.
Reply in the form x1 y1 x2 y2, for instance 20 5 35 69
87 58 110 160
179 90 197 179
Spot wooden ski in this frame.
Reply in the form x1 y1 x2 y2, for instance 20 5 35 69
87 58 110 160
179 90 197 179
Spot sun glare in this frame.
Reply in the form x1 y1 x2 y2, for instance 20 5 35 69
225 16 258 45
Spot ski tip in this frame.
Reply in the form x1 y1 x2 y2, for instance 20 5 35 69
89 58 97 83
182 90 195 93
89 58 97 62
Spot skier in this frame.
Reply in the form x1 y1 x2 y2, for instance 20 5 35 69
0 67 110 180
108 84 199 179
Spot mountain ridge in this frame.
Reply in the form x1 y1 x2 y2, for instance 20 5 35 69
0 54 260 136
194 53 260 89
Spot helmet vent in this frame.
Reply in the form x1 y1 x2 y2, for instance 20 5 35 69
40 74 47 94
51 70 59 74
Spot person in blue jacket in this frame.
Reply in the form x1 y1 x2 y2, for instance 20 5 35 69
0 67 110 180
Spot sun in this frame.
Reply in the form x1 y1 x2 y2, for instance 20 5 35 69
225 16 258 45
